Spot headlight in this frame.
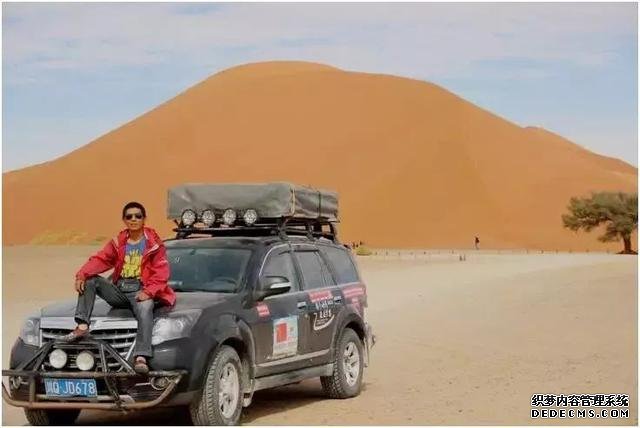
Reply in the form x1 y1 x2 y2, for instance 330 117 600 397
201 209 215 227
152 311 201 345
181 209 197 227
76 351 95 371
49 349 68 369
243 209 258 225
222 209 236 226
19 318 40 347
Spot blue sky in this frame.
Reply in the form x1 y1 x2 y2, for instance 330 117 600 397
2 2 638 171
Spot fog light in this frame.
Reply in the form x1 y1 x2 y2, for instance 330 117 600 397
222 209 236 226
181 209 197 227
201 209 215 227
243 209 258 225
76 351 95 371
49 349 68 369
150 376 170 390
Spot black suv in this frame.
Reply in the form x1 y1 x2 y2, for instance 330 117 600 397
3 222 374 425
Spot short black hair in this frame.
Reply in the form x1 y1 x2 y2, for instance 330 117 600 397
122 201 146 219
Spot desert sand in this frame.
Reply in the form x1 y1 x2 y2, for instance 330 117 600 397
2 246 636 425
3 61 637 249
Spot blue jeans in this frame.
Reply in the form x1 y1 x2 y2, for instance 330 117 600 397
74 276 154 358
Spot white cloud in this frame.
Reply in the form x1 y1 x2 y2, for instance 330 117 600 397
3 2 636 79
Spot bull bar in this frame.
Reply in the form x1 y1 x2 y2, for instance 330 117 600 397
2 338 187 410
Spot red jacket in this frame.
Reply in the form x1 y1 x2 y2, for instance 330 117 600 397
75 227 176 306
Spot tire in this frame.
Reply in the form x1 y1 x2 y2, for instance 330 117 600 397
24 409 81 425
321 327 364 398
189 345 243 426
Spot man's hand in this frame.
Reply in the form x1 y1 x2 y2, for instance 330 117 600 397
136 291 151 302
74 278 86 294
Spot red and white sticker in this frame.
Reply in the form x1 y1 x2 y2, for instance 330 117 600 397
308 289 333 303
272 316 298 358
343 285 365 298
256 303 270 318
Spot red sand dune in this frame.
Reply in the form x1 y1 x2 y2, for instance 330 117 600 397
3 61 637 250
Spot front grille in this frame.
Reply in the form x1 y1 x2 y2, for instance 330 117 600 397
41 327 137 371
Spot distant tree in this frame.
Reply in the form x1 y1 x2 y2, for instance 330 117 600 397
562 192 638 254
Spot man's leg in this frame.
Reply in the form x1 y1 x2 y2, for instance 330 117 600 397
74 277 99 326
94 278 131 309
74 276 130 322
65 276 127 342
126 294 154 359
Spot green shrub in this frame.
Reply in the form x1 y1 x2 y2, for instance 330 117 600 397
355 245 373 256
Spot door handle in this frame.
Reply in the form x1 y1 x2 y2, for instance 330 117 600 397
297 301 307 309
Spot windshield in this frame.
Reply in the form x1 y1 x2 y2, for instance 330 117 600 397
167 247 252 293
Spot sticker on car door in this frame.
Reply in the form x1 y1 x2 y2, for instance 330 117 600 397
272 316 298 358
256 302 270 318
311 293 336 331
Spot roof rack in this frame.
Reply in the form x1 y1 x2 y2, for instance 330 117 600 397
173 217 339 243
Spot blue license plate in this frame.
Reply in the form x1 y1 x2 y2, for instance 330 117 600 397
44 378 97 397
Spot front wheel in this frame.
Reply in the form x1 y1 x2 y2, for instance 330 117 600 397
321 327 364 398
189 345 243 425
24 409 81 425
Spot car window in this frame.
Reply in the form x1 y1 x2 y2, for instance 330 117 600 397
321 246 360 284
167 247 252 293
262 251 300 292
318 253 336 286
296 250 334 289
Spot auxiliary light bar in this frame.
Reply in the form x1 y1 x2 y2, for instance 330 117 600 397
179 208 259 227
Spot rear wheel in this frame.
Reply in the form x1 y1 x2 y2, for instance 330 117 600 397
24 409 81 425
189 345 243 425
321 327 364 398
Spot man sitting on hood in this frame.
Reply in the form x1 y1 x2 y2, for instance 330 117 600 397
61 201 176 374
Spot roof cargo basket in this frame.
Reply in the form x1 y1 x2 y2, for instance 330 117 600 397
167 183 340 242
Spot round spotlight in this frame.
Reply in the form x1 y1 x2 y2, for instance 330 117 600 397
10 376 23 389
76 351 95 371
49 349 68 369
222 209 237 226
243 209 258 225
181 209 197 227
150 376 170 390
201 209 215 227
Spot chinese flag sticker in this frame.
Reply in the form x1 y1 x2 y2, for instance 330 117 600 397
276 323 288 343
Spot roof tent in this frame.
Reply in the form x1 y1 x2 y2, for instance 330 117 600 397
167 182 339 241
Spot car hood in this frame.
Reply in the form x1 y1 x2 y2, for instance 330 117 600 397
40 292 235 319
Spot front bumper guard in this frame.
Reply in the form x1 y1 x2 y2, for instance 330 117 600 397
2 338 187 410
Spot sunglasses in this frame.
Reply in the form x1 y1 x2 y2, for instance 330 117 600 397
124 213 144 220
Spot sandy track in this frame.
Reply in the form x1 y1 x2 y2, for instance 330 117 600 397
2 246 637 425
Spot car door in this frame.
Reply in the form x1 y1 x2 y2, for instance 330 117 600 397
319 242 367 322
251 245 311 377
292 244 343 365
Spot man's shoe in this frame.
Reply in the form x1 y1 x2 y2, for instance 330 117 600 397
58 327 90 343
134 357 150 374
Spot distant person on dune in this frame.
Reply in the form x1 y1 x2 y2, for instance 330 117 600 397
61 202 176 374
475 236 480 250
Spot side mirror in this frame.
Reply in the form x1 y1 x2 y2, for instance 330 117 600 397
255 276 291 301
